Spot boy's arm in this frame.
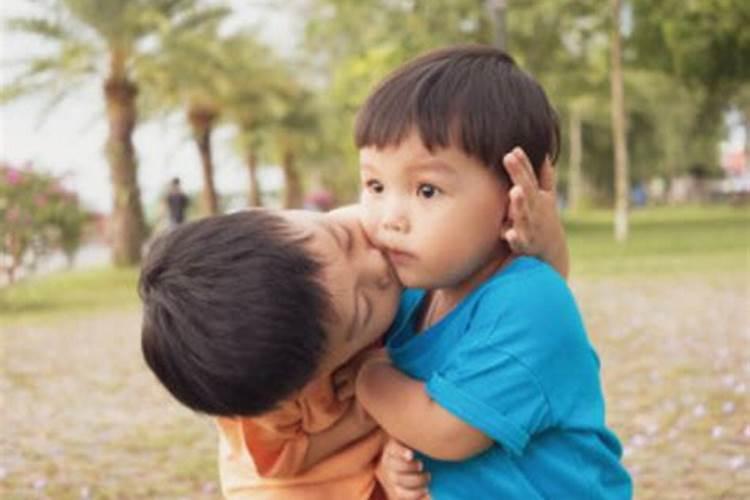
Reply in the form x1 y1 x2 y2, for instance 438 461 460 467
300 397 379 472
503 149 569 279
356 352 493 461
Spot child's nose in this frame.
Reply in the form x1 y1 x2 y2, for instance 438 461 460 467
381 199 409 233
382 210 409 233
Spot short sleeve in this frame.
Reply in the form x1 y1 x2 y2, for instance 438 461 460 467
425 330 552 456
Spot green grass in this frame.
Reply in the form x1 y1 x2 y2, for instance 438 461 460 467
0 266 140 324
565 205 750 276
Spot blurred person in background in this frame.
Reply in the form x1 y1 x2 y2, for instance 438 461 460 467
165 177 189 229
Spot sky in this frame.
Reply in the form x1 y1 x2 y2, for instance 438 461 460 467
0 0 300 214
1 1 746 215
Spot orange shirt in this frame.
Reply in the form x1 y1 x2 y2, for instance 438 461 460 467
216 375 385 500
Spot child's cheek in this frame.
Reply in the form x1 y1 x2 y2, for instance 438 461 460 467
358 207 380 246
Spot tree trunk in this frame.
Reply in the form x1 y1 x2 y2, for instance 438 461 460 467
486 0 507 51
567 106 583 213
282 150 303 209
610 0 629 242
188 107 219 216
104 76 146 266
246 150 262 207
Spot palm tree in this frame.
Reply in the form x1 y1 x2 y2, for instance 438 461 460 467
2 0 227 264
219 33 293 207
139 24 231 216
273 89 321 209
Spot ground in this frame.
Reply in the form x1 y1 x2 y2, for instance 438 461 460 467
2 272 748 499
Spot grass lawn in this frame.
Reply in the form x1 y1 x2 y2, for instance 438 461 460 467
566 205 749 276
0 266 140 325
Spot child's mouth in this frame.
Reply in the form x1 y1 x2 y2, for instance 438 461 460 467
386 249 415 266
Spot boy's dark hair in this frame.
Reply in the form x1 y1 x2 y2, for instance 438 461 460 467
355 44 560 181
139 210 332 417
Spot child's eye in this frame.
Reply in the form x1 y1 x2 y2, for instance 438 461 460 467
417 183 441 199
365 179 384 194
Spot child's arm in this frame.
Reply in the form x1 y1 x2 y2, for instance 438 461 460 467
503 148 569 278
356 351 493 461
299 397 379 472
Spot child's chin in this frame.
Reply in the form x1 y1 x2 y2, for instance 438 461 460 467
396 272 433 290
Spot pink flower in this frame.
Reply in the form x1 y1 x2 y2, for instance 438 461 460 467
49 181 66 194
5 168 23 186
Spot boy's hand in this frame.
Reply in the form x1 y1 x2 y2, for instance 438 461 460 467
376 437 430 500
333 362 357 401
503 148 569 278
334 346 390 402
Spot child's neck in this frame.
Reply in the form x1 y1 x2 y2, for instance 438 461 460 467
419 247 515 331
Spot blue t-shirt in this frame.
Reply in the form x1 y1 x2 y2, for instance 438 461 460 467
386 257 632 499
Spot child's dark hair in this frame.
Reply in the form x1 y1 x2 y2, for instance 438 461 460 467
355 44 560 181
139 210 332 417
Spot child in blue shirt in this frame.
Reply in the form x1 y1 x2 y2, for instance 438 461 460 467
354 45 632 499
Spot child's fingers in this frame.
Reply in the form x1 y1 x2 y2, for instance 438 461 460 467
512 147 540 189
503 147 538 191
509 185 530 222
505 228 526 254
390 470 430 490
538 156 557 193
384 451 423 473
393 485 430 500
539 157 557 191
384 437 413 458
332 364 356 401
335 379 355 401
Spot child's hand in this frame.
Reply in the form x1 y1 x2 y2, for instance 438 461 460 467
376 437 430 500
333 362 357 402
334 347 390 402
503 148 569 278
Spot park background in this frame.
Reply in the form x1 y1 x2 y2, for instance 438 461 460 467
1 0 748 498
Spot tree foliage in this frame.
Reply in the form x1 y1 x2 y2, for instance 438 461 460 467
299 0 744 203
